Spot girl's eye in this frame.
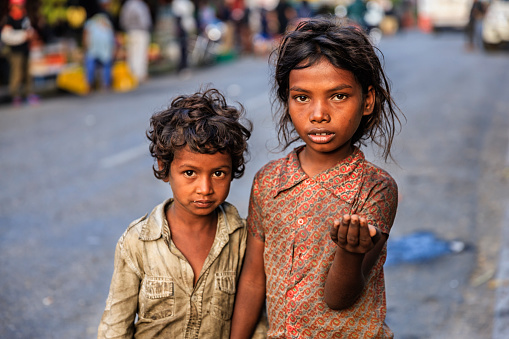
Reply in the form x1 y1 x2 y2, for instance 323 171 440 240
332 94 347 101
294 95 309 103
183 170 195 177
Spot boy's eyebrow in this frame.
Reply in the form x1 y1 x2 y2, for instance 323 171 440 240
289 84 353 92
175 163 232 170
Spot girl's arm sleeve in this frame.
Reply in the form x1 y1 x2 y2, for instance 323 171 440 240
246 174 265 241
98 239 141 339
358 174 398 235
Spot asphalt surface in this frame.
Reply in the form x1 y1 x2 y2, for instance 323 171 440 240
1 30 508 338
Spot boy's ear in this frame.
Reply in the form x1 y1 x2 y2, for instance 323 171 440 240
157 159 169 182
363 86 375 116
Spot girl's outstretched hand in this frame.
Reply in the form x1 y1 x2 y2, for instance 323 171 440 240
330 214 381 253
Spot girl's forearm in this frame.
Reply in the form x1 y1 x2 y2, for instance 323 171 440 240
230 278 266 339
324 247 366 310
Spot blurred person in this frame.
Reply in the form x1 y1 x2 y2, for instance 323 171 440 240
465 0 486 51
1 0 38 106
275 0 296 36
347 0 367 29
119 0 152 83
297 0 313 19
97 88 262 338
172 0 195 72
197 0 219 33
175 15 188 72
226 0 253 54
82 2 115 91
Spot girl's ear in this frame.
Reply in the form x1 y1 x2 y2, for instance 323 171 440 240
157 159 169 182
363 86 375 116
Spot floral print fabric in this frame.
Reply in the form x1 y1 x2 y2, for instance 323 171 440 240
248 147 398 338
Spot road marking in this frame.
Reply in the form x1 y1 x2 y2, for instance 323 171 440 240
100 144 148 169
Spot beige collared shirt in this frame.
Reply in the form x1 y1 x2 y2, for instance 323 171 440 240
98 199 247 338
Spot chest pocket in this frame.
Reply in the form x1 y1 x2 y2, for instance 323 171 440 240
209 271 236 321
140 276 175 320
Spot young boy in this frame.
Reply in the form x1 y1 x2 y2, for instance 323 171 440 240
98 89 254 338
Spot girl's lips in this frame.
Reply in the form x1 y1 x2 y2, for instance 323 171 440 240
308 132 335 144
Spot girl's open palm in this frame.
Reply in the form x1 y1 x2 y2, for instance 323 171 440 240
330 214 380 253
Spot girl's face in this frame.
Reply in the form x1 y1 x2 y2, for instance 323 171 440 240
288 58 374 164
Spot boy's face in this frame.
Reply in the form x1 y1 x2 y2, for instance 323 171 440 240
164 146 232 218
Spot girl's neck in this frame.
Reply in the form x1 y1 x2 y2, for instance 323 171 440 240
298 145 355 177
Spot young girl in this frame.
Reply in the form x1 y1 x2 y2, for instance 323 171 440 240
231 17 402 338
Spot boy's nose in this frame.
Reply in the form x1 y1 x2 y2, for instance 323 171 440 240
197 176 213 195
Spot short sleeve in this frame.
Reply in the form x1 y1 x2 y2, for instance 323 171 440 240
355 171 398 235
247 173 265 242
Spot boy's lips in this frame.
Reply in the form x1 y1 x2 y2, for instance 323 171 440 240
307 131 335 144
193 200 215 208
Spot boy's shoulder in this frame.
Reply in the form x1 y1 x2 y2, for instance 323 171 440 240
119 199 169 245
220 201 247 232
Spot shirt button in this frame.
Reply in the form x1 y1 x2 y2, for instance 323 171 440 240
297 219 304 225
191 295 197 302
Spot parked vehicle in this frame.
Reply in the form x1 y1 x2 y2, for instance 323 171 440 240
418 0 473 31
482 0 509 49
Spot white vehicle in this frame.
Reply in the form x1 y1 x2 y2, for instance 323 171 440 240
482 0 509 48
418 0 473 30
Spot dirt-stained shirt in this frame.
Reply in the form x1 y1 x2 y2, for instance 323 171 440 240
248 147 398 338
98 199 247 339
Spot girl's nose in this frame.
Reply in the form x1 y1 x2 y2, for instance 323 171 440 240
197 176 213 195
309 101 330 123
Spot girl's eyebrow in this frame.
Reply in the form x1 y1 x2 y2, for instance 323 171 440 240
289 84 353 92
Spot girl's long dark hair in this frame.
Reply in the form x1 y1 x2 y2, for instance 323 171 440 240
272 16 403 161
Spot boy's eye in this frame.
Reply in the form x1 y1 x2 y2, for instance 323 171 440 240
183 170 195 177
213 171 226 178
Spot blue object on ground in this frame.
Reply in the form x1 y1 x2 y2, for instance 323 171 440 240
385 231 465 266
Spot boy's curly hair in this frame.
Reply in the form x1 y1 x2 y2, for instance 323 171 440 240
147 88 252 180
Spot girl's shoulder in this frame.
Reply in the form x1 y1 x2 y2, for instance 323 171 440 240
255 150 295 178
361 158 398 191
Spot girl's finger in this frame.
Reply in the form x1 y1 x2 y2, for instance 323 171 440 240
368 224 377 237
346 215 360 245
330 220 340 242
370 226 382 244
358 217 373 247
337 215 350 244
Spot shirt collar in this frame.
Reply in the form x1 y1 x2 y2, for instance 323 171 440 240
138 199 245 241
272 146 366 204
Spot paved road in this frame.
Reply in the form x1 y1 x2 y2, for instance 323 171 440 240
1 30 508 338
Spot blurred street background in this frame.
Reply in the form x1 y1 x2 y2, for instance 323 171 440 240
1 0 509 338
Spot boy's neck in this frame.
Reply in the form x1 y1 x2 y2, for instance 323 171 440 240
165 203 218 234
165 202 218 286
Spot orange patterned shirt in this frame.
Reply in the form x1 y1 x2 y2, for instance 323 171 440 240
248 147 397 338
